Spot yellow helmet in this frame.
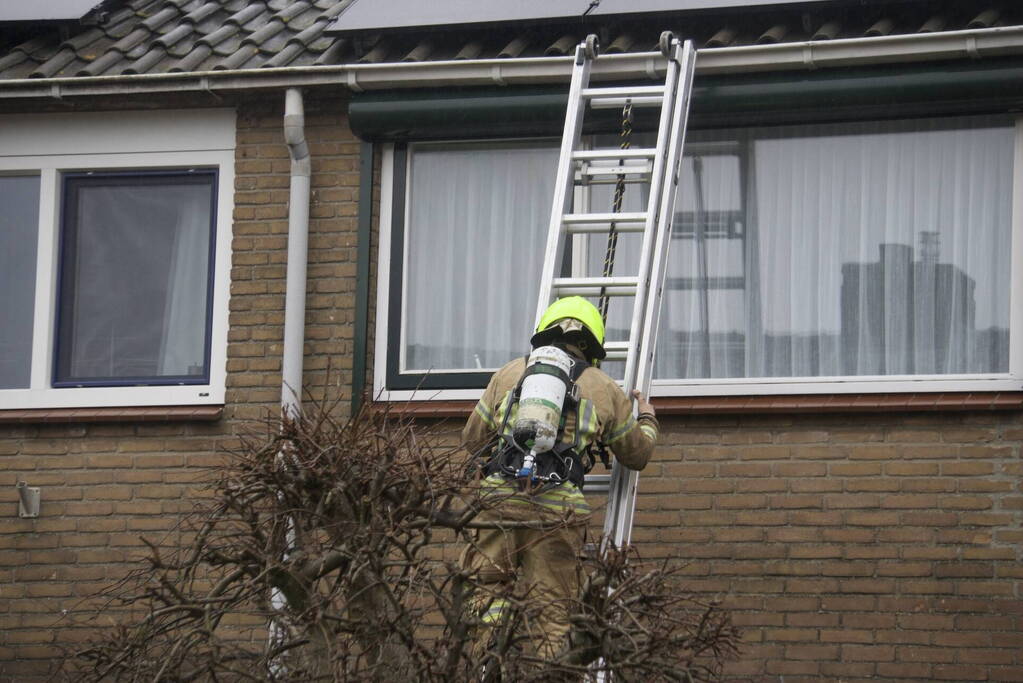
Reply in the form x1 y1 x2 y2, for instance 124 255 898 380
531 296 606 362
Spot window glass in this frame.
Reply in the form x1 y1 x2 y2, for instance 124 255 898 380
590 116 1014 381
403 142 558 372
0 176 40 389
55 171 216 385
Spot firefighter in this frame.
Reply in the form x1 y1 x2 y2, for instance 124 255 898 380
461 296 658 663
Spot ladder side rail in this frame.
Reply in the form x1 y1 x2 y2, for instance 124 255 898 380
606 466 639 547
605 41 698 549
617 48 683 398
634 41 698 399
534 45 594 327
601 44 684 548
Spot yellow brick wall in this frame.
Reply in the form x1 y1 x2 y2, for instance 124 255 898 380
0 92 362 680
1 91 1022 682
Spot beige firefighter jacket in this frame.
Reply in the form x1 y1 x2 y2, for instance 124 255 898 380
462 355 659 473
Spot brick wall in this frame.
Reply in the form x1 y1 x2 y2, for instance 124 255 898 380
626 410 1023 681
0 92 361 681
2 90 1022 682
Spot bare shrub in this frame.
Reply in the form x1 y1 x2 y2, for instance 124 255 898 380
70 394 739 681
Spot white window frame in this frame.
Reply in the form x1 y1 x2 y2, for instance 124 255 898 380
0 109 235 410
374 119 1023 402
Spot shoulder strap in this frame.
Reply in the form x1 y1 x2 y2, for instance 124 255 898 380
569 359 588 382
495 355 530 452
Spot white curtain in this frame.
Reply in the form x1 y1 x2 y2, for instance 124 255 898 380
592 116 1014 380
158 187 212 376
404 143 558 371
404 116 1013 381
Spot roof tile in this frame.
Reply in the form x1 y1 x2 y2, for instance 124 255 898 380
107 26 151 54
154 23 195 48
183 1 220 24
313 37 348 64
30 47 77 78
498 35 532 59
167 43 212 71
918 15 948 33
225 2 266 28
102 10 141 39
453 40 483 60
215 43 257 69
263 40 305 67
257 30 293 55
289 17 331 46
12 35 59 59
0 0 1018 82
969 9 1001 29
211 33 245 57
544 35 578 57
0 51 28 72
276 1 313 23
198 23 240 48
79 48 124 75
122 45 167 73
243 18 286 47
141 5 183 31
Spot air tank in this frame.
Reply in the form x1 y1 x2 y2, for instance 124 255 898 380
513 345 574 479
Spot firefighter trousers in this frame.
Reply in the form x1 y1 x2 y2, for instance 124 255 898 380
461 476 590 662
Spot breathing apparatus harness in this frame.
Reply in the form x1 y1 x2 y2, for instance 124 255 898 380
483 345 610 493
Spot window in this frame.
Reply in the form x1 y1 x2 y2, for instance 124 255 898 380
379 141 558 393
376 114 1023 400
0 175 40 390
0 109 234 410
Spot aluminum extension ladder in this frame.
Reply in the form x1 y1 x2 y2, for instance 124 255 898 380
533 32 697 549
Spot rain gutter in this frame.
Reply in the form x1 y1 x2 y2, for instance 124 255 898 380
0 26 1021 100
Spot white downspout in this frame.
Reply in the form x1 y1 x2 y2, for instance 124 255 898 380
270 88 311 670
282 87 311 417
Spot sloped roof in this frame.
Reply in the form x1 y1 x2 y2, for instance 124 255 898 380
0 0 1017 81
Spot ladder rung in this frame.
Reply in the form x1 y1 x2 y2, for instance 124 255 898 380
577 162 652 177
573 148 657 161
552 276 638 297
590 95 663 109
563 212 648 225
583 473 611 494
575 176 650 187
581 85 665 99
603 341 630 361
565 222 645 235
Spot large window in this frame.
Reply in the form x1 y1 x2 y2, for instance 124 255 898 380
0 110 234 410
376 114 1022 400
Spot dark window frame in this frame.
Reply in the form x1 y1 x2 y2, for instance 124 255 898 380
53 169 219 388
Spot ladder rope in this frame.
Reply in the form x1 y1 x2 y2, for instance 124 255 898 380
597 101 634 323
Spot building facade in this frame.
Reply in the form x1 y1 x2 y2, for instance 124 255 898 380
2 1 1023 680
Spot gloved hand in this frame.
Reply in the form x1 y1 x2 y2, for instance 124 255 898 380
632 390 655 418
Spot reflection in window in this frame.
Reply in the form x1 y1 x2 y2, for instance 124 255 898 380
0 176 40 389
590 116 1013 380
55 171 216 385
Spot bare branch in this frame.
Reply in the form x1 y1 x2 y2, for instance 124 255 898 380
67 385 740 682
